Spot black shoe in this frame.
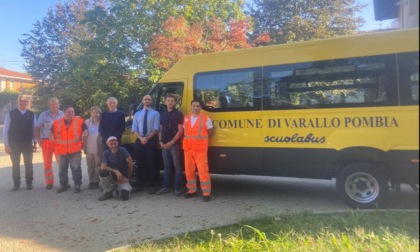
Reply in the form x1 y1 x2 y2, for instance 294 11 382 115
98 191 113 201
87 182 94 189
92 182 100 189
26 184 33 190
12 184 20 191
149 187 159 195
46 184 53 190
73 185 81 193
131 187 142 193
183 192 197 199
57 184 71 193
120 189 130 201
202 195 211 202
174 189 182 196
156 187 170 195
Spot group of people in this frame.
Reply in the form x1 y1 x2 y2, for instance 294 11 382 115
3 94 214 202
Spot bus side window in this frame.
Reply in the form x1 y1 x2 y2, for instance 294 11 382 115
398 52 419 105
219 95 228 108
374 75 388 102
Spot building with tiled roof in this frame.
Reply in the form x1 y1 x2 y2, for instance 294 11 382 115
0 67 36 92
0 67 36 123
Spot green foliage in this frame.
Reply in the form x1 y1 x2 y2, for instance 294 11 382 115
130 211 419 252
108 0 247 82
248 0 365 44
19 0 367 115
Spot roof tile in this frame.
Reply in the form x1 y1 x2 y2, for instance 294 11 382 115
0 67 33 80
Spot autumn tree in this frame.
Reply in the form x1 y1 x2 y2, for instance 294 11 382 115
107 0 248 80
147 16 270 78
248 0 365 44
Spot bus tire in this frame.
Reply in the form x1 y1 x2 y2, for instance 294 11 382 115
336 162 389 209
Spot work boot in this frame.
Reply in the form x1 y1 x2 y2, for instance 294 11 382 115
183 192 197 199
26 184 33 190
202 195 211 202
73 185 81 193
46 184 53 190
120 189 130 201
87 182 94 189
98 191 113 201
57 184 71 193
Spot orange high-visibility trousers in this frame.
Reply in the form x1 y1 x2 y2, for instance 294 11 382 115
41 139 58 185
184 150 211 196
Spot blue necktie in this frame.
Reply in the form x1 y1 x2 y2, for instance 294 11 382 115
143 109 148 136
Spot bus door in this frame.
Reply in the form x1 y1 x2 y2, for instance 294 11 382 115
194 68 264 175
148 81 186 113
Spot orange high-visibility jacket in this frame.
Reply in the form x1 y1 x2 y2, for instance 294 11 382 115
183 114 209 152
53 116 84 155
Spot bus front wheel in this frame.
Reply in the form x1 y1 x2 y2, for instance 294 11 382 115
336 163 389 209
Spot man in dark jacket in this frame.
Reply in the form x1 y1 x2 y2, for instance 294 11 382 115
99 97 125 151
3 95 37 191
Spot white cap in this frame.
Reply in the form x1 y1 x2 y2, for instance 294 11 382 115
106 136 118 143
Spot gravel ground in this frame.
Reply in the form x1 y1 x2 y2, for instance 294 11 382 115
0 126 418 251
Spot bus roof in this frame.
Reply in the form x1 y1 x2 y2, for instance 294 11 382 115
161 28 419 81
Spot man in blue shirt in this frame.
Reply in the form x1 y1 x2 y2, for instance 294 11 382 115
35 97 64 189
132 95 160 190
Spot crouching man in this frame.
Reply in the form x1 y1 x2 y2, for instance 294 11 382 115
98 136 134 201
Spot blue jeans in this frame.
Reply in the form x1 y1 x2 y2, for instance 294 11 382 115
161 144 183 190
58 152 82 186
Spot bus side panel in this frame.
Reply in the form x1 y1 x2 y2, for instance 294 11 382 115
208 147 263 175
388 150 419 185
263 148 328 178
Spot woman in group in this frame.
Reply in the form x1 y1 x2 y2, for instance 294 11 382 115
84 106 103 189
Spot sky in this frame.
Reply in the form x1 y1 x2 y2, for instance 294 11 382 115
0 0 395 73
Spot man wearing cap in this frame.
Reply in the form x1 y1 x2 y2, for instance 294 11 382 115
98 136 134 201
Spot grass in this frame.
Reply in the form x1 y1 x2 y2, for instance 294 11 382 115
123 210 419 252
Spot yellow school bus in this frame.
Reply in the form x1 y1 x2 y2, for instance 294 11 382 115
125 28 419 208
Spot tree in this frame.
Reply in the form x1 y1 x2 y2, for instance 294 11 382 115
147 16 270 78
107 0 248 79
64 5 148 115
248 0 365 44
20 0 249 114
20 0 101 94
19 0 143 115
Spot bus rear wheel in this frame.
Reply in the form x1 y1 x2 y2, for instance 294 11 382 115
336 163 389 209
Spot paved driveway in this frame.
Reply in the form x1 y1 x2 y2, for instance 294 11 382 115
0 125 418 251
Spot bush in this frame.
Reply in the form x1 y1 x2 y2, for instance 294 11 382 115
0 91 19 109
